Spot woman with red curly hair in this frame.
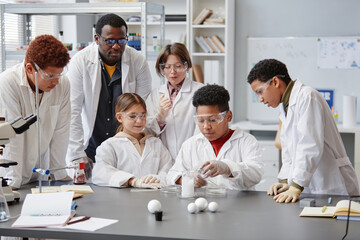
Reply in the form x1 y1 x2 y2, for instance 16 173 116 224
0 34 72 189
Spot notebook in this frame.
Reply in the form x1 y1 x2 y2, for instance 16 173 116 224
12 192 75 228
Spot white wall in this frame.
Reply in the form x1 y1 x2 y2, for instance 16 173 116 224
234 0 360 121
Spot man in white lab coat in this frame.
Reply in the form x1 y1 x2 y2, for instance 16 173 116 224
66 14 152 168
248 58 359 203
167 85 264 190
0 35 72 189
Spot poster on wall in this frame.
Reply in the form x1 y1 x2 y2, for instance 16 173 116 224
317 37 360 69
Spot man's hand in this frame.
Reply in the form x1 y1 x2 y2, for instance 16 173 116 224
59 175 73 181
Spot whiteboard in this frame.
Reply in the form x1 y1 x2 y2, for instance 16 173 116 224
247 37 360 123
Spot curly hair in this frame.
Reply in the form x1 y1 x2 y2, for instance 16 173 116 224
155 42 192 77
115 93 147 133
192 84 230 112
96 13 128 36
247 59 292 85
25 34 70 69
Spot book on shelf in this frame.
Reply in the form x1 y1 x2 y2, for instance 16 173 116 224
31 184 94 194
193 8 213 25
204 17 225 25
204 37 219 53
195 36 211 53
299 200 360 218
192 64 204 83
12 192 75 228
204 60 222 85
165 14 186 22
211 35 225 53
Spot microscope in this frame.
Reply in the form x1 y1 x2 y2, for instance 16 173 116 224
0 114 37 203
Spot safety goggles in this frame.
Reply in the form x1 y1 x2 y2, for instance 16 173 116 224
33 63 67 81
193 111 227 126
160 61 188 73
119 112 147 121
254 78 272 100
98 34 128 47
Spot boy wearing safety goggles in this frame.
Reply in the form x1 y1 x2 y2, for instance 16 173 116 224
167 84 264 190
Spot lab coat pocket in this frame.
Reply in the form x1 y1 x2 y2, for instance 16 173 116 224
49 105 60 130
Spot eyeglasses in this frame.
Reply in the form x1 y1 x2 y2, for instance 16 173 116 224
193 111 227 127
119 112 147 121
254 78 273 100
98 34 128 47
33 63 67 81
254 75 286 101
160 62 188 73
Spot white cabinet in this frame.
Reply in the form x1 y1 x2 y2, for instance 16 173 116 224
255 140 280 192
0 2 165 71
189 0 235 109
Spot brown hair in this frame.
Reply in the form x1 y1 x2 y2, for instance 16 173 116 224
115 93 147 133
25 34 70 69
155 42 192 77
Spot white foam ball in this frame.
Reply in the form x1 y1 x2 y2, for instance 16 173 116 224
187 202 198 214
147 199 161 214
195 197 208 211
208 202 219 212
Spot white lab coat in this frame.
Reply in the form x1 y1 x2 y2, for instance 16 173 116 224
146 77 203 160
278 80 359 195
0 63 70 188
92 133 173 187
167 128 264 190
66 43 152 161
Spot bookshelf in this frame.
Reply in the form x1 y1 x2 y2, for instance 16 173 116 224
189 0 235 109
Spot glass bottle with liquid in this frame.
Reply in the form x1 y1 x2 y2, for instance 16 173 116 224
73 160 86 185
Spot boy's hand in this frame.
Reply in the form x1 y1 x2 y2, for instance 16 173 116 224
200 160 231 178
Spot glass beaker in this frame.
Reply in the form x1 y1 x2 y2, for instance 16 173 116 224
181 171 196 198
0 178 10 222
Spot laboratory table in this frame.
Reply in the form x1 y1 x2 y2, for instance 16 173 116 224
0 183 359 240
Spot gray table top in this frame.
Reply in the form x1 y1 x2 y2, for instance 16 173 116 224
0 183 359 240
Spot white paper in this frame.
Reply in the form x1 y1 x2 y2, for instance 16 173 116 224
343 95 357 128
317 37 360 69
55 216 118 231
12 192 74 227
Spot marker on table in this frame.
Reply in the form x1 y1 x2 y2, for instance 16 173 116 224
328 197 332 204
321 205 327 213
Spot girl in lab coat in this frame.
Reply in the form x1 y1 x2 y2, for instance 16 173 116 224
92 93 173 188
146 43 204 161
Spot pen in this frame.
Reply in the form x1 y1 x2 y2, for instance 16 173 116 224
328 197 332 204
67 216 90 225
321 205 327 213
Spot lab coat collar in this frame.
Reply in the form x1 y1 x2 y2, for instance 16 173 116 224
159 76 192 95
196 127 244 159
87 42 100 64
288 79 304 108
195 127 244 142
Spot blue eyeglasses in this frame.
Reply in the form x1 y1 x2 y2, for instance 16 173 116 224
98 34 128 47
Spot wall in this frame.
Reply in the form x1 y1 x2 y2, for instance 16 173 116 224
234 0 360 122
